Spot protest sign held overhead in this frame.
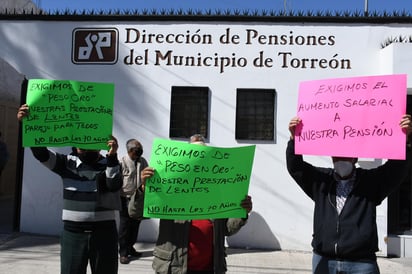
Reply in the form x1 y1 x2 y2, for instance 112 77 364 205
144 138 255 220
295 74 407 159
23 79 114 150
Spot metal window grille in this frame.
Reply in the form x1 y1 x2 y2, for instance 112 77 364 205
235 89 276 141
169 86 209 139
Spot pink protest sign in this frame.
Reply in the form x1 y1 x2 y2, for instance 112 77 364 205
295 74 407 159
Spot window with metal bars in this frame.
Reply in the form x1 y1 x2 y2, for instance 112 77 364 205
169 86 209 139
235 88 276 141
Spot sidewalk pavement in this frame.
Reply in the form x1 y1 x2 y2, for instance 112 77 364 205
1 233 412 274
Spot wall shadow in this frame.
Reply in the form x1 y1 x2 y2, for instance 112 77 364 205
226 211 281 251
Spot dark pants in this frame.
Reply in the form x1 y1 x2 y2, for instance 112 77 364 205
118 196 141 257
60 221 118 274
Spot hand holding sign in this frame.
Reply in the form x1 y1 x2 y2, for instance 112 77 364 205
295 74 407 159
22 79 114 150
141 166 155 192
142 138 255 220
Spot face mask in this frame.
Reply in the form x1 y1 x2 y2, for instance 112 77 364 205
129 147 143 160
333 161 354 178
78 151 100 165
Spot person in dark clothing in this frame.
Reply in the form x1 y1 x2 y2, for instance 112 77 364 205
18 104 122 274
286 115 412 274
0 131 9 177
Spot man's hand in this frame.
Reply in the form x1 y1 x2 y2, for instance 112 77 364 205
107 135 118 155
17 104 29 121
140 167 155 192
240 195 253 214
288 117 301 140
400 114 412 136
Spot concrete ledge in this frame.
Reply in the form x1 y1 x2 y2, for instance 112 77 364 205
387 234 412 258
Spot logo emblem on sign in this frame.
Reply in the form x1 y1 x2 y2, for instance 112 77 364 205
72 28 119 64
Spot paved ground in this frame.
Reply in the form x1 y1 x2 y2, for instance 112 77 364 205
1 233 412 273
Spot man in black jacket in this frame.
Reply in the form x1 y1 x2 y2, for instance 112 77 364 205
286 115 412 274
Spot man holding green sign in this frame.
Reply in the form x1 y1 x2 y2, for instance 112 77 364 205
17 78 121 274
143 135 255 220
137 134 253 274
23 79 114 150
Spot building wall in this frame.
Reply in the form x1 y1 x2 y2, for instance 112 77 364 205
1 19 412 253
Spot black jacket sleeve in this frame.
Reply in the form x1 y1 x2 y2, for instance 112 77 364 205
30 147 49 162
286 139 333 200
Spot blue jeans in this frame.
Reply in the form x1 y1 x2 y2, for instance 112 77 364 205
312 252 380 274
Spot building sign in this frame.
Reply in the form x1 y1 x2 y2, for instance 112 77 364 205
72 28 119 64
71 27 353 73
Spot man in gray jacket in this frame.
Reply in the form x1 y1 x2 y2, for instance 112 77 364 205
118 139 148 264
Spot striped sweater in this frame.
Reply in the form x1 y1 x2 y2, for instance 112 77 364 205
30 147 122 225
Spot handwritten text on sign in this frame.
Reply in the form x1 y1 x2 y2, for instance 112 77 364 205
144 138 256 220
295 74 407 159
23 79 114 150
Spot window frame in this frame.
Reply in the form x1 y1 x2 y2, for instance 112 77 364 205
235 88 276 141
169 86 210 139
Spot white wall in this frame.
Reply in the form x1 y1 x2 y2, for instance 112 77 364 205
1 19 412 252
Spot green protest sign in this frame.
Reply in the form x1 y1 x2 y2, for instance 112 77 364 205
144 138 255 220
23 79 114 150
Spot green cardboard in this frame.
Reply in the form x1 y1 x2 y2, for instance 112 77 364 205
23 79 114 150
144 138 255 220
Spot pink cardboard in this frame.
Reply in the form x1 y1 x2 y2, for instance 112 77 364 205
295 74 407 159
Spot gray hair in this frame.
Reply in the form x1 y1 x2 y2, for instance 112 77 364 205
189 134 205 144
126 139 142 151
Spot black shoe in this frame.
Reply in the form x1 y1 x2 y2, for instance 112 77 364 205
129 249 142 258
119 256 130 264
